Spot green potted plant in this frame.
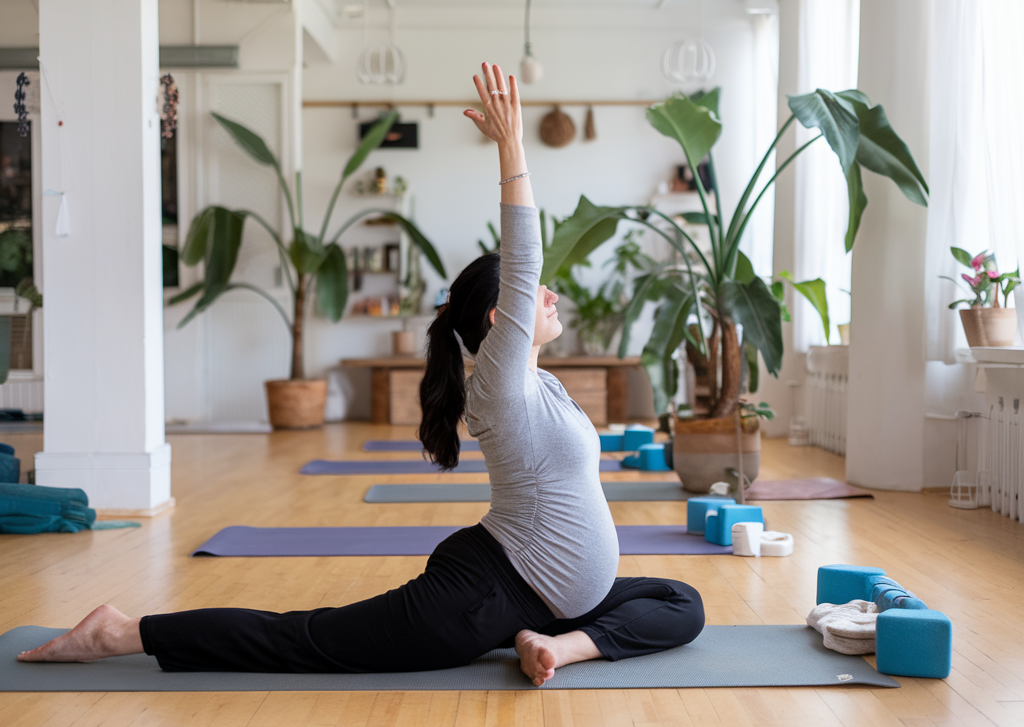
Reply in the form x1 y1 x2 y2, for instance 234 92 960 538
944 248 1019 347
543 88 928 492
172 111 446 428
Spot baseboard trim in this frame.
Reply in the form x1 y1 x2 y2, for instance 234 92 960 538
96 497 176 518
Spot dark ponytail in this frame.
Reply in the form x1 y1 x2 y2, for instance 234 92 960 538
418 252 501 470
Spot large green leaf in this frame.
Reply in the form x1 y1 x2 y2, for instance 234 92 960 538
381 213 446 280
289 230 327 274
734 250 756 284
641 284 693 416
689 87 720 117
178 207 246 328
844 162 867 251
837 91 929 206
344 111 399 181
168 281 204 306
541 196 625 283
212 112 280 170
744 340 759 394
315 244 349 322
181 207 215 266
787 89 860 172
719 277 783 375
617 267 676 358
647 95 722 170
780 272 830 344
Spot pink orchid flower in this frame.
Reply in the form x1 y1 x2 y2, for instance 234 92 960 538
988 270 1000 279
963 273 982 287
971 253 986 272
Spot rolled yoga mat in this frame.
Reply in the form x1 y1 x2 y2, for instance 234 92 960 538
363 440 481 452
191 525 732 557
746 477 874 500
301 459 623 475
0 624 898 691
365 481 688 503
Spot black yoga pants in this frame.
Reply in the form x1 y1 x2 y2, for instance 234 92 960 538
140 524 705 673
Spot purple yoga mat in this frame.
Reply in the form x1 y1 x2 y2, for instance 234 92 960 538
363 440 482 452
192 525 731 557
301 459 623 475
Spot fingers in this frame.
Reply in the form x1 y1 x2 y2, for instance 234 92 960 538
509 74 520 108
482 61 498 95
472 74 491 106
464 109 485 123
493 64 507 94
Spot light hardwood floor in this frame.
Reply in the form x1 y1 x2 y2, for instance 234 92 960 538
2 424 1024 726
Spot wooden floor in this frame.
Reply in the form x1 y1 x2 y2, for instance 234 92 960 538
2 424 1024 726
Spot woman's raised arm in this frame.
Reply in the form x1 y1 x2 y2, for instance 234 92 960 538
464 63 535 208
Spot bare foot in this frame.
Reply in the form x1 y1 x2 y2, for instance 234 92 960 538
515 630 558 686
17 604 143 662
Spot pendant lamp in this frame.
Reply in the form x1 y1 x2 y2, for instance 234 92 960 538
520 0 543 83
356 0 406 85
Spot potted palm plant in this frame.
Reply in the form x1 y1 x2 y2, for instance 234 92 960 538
543 88 928 492
172 111 445 428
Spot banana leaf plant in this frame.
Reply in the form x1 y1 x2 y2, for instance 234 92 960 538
171 111 446 379
542 88 927 421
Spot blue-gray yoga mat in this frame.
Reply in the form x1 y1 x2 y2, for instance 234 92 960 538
363 440 481 452
0 625 898 691
301 459 623 475
191 525 731 557
364 482 687 503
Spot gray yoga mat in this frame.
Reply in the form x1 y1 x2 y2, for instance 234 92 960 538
191 525 732 556
365 481 688 503
363 440 481 452
301 459 623 475
0 625 898 691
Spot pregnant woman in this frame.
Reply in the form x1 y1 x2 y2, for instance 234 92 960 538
19 64 704 686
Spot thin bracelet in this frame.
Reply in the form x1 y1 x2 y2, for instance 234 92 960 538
499 172 531 185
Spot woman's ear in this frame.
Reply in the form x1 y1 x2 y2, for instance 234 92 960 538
489 308 496 326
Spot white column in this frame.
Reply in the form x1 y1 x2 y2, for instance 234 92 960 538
845 0 931 491
35 0 171 513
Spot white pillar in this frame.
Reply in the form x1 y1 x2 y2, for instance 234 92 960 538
35 0 171 513
845 0 931 491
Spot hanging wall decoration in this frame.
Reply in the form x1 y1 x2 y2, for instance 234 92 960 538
159 73 179 142
584 105 596 141
520 0 543 83
356 0 406 85
14 73 30 137
539 106 574 148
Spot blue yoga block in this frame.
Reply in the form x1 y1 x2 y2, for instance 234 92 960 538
600 433 625 452
705 504 763 546
623 426 655 451
621 453 640 468
637 443 671 471
876 609 953 679
686 496 735 535
816 564 887 605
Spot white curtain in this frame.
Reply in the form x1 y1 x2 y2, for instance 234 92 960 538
792 0 860 350
743 11 780 279
925 0 1024 363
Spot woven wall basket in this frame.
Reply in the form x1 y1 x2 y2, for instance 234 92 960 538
539 107 575 147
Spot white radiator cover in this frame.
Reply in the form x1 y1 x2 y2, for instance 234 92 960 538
805 345 848 455
0 374 44 413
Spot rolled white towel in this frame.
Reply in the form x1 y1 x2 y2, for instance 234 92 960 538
806 600 878 655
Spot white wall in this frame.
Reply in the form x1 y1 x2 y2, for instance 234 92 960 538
302 2 761 419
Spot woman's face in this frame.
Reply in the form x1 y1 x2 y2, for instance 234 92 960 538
533 285 562 346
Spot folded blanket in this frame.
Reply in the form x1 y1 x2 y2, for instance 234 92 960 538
0 483 139 534
806 600 878 655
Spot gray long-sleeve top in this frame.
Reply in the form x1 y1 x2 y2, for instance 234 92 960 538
469 204 619 619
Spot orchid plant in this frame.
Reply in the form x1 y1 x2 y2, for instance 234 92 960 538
944 248 1019 309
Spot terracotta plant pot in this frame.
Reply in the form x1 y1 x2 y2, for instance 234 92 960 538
672 415 761 494
959 308 1018 347
265 379 328 430
392 330 416 356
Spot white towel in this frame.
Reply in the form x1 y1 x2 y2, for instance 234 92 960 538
806 600 878 655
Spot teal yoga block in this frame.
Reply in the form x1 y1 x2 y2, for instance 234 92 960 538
686 496 734 535
816 564 887 605
599 433 625 452
637 443 670 471
623 426 654 451
876 609 953 678
705 504 763 546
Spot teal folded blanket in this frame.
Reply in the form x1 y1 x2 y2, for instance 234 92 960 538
0 484 139 534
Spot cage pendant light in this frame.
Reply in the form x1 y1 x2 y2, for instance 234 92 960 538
356 0 406 85
660 0 716 86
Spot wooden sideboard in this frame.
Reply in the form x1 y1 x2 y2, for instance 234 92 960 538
340 356 642 426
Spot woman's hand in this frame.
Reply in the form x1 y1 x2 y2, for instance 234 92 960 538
465 62 522 150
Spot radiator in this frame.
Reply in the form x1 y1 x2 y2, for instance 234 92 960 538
977 398 1023 521
0 377 44 413
805 346 848 455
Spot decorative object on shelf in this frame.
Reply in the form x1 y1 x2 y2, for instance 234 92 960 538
943 247 1019 347
171 111 445 429
520 0 543 84
384 243 401 271
583 106 596 141
539 106 574 148
159 73 178 142
543 86 927 490
374 167 388 195
359 117 418 148
355 0 405 85
661 39 716 85
392 329 416 356
14 72 30 138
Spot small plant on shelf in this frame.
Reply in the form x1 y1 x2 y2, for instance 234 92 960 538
943 248 1019 309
